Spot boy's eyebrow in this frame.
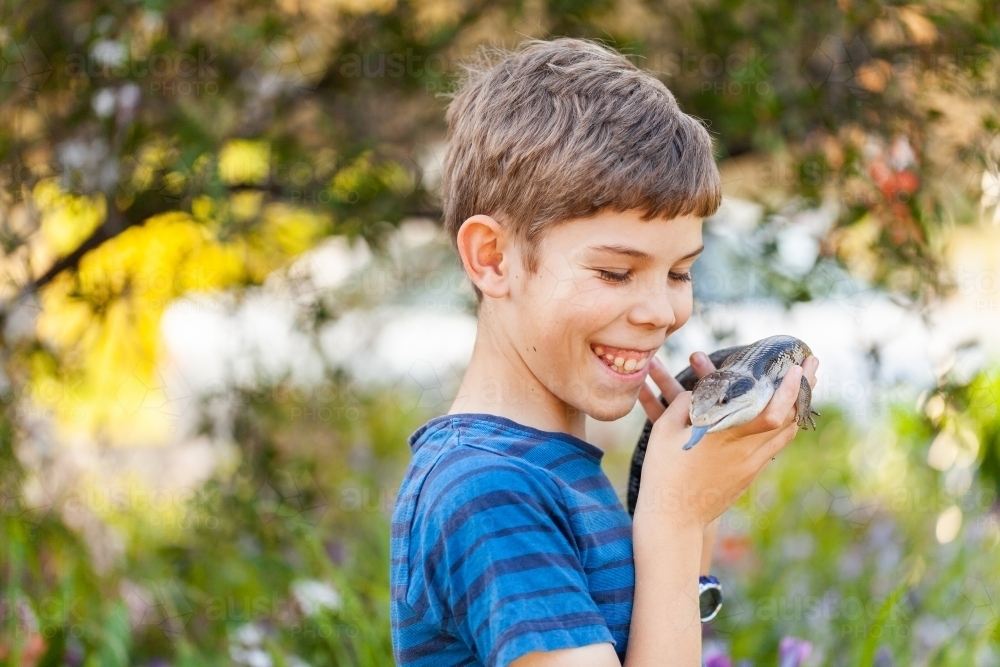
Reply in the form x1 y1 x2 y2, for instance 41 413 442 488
588 244 705 261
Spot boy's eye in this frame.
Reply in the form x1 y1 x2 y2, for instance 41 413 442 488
598 270 692 284
598 269 632 283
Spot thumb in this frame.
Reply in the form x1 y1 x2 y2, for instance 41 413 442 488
657 390 691 426
649 391 698 456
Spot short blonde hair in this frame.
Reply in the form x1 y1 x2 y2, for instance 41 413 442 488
440 37 722 301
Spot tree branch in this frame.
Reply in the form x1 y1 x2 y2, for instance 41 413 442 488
17 206 139 299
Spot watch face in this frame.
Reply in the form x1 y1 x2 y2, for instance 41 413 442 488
700 585 723 622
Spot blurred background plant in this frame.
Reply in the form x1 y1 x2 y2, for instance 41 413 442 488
1 0 1000 665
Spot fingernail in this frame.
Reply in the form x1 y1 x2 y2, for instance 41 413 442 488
693 352 709 365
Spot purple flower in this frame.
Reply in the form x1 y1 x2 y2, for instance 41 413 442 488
704 654 733 667
703 641 733 667
779 636 813 667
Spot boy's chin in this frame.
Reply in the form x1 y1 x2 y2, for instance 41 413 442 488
581 399 635 422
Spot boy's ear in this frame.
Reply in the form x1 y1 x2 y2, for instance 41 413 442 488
455 214 514 298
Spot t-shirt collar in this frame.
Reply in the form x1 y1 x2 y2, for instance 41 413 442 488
408 412 605 462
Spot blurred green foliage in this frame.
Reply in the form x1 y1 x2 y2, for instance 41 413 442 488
704 401 1000 666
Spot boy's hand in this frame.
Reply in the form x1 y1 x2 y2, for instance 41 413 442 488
634 351 819 532
639 350 723 572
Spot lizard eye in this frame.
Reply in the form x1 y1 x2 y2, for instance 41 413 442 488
726 377 755 401
720 396 729 405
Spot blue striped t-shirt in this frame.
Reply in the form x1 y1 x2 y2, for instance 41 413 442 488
390 413 634 667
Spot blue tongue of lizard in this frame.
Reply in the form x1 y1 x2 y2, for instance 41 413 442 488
682 425 710 450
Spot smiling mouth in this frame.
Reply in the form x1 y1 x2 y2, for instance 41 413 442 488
591 344 654 374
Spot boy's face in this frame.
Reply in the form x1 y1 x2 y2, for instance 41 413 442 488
502 209 704 422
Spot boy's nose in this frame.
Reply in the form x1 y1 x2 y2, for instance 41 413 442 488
626 291 676 330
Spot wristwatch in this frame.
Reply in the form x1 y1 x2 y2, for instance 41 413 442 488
699 575 723 622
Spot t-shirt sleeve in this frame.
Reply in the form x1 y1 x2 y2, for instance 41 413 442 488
407 458 615 667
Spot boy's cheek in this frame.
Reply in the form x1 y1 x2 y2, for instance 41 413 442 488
666 298 694 336
535 266 603 308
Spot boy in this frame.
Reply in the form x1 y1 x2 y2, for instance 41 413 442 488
390 37 819 667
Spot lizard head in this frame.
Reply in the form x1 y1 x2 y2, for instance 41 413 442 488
683 371 759 450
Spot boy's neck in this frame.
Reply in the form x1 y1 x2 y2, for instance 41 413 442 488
448 325 590 442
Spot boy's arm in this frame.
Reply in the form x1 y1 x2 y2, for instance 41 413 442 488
701 518 719 576
689 351 721 577
512 516 705 667
646 351 723 578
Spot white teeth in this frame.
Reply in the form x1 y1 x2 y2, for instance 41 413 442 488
594 345 652 374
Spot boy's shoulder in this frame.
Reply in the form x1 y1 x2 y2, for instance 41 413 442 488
397 412 602 514
400 412 607 504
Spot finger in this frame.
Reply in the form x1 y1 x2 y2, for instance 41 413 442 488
750 421 800 469
690 351 717 379
638 382 667 422
653 390 691 428
802 356 819 389
769 365 805 429
743 365 804 435
647 356 687 404
648 390 694 450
